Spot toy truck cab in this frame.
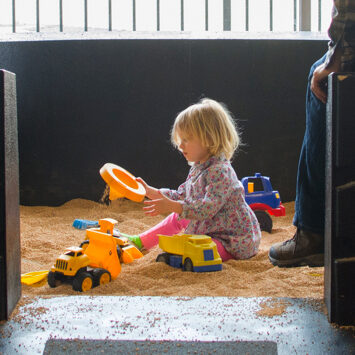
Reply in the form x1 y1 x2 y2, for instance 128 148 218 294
48 246 112 292
50 246 90 277
241 173 285 232
156 234 222 272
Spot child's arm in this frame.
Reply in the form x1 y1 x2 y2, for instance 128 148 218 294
138 172 189 216
136 177 161 200
143 191 183 216
160 182 186 201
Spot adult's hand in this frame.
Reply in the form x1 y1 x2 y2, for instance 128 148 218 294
310 63 331 104
311 49 341 104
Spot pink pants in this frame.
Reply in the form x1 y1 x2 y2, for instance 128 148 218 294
140 212 233 262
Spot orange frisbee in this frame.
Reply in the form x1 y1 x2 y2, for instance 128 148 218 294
100 163 146 202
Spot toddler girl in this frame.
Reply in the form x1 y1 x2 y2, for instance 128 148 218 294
125 98 261 261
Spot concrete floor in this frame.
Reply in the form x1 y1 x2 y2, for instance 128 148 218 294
0 296 354 354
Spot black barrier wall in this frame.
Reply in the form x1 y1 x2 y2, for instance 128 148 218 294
0 38 327 206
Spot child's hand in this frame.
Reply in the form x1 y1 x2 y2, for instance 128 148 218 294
143 191 183 216
136 177 161 200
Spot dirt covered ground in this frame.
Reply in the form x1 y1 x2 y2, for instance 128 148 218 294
20 199 324 298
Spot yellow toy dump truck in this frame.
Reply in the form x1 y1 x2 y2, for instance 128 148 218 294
156 234 222 272
48 218 142 292
48 246 112 292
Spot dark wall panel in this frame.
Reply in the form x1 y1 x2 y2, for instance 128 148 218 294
0 38 327 206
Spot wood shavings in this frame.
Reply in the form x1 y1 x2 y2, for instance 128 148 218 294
19 199 324 299
256 299 292 318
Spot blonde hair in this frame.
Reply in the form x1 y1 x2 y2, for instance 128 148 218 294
171 98 240 160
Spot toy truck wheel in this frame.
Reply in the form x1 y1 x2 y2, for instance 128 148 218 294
48 271 61 288
183 258 194 272
92 268 111 287
73 272 93 292
156 253 170 264
254 210 273 233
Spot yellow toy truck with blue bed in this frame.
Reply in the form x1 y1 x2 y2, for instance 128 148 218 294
156 234 222 272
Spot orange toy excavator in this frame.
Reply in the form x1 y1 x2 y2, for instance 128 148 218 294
85 218 143 278
85 219 122 279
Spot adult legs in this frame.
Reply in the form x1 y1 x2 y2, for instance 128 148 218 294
269 55 327 267
293 54 327 234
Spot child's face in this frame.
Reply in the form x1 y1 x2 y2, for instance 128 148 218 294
177 131 210 164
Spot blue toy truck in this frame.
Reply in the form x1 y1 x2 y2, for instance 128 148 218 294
241 173 285 233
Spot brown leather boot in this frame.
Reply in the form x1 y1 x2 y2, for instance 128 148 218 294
268 228 324 267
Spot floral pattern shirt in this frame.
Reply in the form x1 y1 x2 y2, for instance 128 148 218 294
160 154 261 259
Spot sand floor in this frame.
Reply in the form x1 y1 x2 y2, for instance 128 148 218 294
20 199 324 298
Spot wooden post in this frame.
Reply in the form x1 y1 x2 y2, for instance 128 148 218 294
325 73 355 325
0 69 21 321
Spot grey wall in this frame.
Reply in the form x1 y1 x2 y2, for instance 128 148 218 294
0 38 327 206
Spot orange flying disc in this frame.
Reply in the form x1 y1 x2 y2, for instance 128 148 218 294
100 163 146 202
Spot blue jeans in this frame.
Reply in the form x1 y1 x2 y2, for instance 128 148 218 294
293 54 327 235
